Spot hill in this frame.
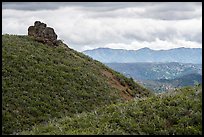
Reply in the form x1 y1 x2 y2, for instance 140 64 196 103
156 73 202 87
106 62 202 81
21 85 202 135
83 47 202 64
2 34 151 134
141 73 202 93
106 62 202 93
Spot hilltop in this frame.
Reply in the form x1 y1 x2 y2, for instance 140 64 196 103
2 34 151 134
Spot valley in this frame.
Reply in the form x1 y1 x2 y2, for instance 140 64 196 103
106 62 202 93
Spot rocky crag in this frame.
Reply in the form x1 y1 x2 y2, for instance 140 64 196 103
28 21 61 46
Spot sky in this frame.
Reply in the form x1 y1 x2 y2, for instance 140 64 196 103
2 2 202 52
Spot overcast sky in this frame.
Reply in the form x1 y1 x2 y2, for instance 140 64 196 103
2 2 202 51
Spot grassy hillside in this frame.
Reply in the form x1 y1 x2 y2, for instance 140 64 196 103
2 34 151 134
21 85 202 135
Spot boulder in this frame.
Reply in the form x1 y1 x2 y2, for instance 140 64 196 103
28 21 59 46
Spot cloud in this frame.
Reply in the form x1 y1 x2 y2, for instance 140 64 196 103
2 2 202 51
102 38 202 51
3 2 201 20
2 2 73 11
2 2 144 11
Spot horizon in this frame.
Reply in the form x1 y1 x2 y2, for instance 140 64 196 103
83 46 202 52
2 2 202 52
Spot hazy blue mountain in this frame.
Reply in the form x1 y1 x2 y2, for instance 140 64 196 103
105 62 202 80
83 47 202 64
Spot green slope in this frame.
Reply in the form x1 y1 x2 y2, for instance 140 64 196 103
2 34 151 134
21 85 202 135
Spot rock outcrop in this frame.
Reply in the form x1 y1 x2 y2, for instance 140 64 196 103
28 21 60 46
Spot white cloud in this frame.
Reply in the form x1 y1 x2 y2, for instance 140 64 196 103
102 38 202 51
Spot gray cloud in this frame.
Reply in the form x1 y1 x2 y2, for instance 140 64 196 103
2 2 59 10
1 2 111 11
145 3 202 20
3 2 201 20
2 2 78 11
2 2 140 11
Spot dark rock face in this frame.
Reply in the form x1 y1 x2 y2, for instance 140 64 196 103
28 21 59 46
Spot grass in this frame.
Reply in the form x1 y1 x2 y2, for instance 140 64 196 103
2 34 151 134
21 85 202 135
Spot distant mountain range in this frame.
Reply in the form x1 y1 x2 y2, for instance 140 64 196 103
83 47 202 64
106 62 202 80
